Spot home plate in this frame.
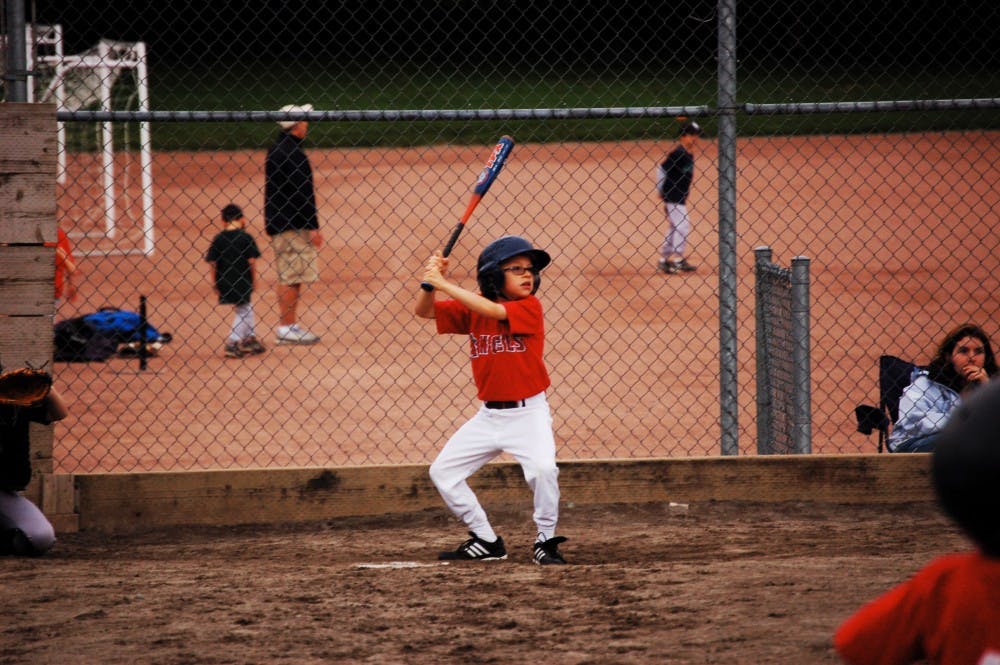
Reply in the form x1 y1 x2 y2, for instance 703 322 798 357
354 561 451 569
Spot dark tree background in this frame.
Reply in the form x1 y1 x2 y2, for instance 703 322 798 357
31 0 999 70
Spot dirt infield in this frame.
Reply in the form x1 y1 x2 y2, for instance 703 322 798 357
51 132 1000 473
1 499 967 664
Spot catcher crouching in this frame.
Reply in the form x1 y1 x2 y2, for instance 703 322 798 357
0 367 67 556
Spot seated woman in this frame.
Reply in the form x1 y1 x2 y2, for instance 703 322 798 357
888 323 998 453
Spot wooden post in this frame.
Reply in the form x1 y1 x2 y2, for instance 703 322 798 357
0 103 77 531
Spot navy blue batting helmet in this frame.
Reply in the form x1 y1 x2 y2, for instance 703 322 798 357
476 236 551 301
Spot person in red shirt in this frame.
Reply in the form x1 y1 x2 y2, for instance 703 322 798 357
415 235 567 565
834 380 1000 665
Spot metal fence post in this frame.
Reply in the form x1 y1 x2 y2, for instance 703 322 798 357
4 0 28 102
754 246 774 453
791 257 812 454
717 0 739 455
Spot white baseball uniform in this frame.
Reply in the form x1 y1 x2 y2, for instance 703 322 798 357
429 295 560 542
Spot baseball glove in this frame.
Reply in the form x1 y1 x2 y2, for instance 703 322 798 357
0 368 53 407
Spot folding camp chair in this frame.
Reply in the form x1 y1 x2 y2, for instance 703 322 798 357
854 355 918 453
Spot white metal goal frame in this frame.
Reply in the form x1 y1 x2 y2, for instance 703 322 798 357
8 24 155 256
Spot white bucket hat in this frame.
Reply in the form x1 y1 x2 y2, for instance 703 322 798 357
278 104 313 130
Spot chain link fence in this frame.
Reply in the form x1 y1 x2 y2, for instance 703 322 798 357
4 0 999 473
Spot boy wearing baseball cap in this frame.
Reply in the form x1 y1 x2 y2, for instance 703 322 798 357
415 235 568 565
206 203 266 358
656 120 704 275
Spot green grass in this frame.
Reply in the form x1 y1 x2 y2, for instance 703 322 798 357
66 60 1000 151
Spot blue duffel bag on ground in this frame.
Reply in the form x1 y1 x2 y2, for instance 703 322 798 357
81 307 172 345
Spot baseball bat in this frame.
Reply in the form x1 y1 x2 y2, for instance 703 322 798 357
420 135 515 291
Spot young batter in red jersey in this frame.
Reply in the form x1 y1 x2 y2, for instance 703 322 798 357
834 380 1000 665
415 235 567 565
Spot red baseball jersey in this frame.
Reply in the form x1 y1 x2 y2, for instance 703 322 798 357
435 295 550 401
834 552 1000 665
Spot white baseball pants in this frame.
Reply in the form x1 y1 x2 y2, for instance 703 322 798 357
228 302 256 344
0 490 56 555
660 201 692 259
429 392 560 542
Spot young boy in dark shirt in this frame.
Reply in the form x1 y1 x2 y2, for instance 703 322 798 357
206 204 265 358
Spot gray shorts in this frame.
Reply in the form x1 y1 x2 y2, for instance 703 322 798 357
270 230 319 285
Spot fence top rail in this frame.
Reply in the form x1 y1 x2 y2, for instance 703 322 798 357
56 106 714 123
745 98 1000 115
53 98 1000 123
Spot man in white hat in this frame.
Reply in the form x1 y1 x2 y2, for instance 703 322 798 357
264 103 322 345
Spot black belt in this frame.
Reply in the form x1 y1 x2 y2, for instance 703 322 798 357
485 400 527 409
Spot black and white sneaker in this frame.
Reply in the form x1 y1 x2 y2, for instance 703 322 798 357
438 532 507 561
657 259 679 274
532 536 568 565
224 342 245 359
676 258 697 272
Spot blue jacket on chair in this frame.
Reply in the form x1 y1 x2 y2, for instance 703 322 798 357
887 368 960 452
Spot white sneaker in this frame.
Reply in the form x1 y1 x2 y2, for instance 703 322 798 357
276 324 320 345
